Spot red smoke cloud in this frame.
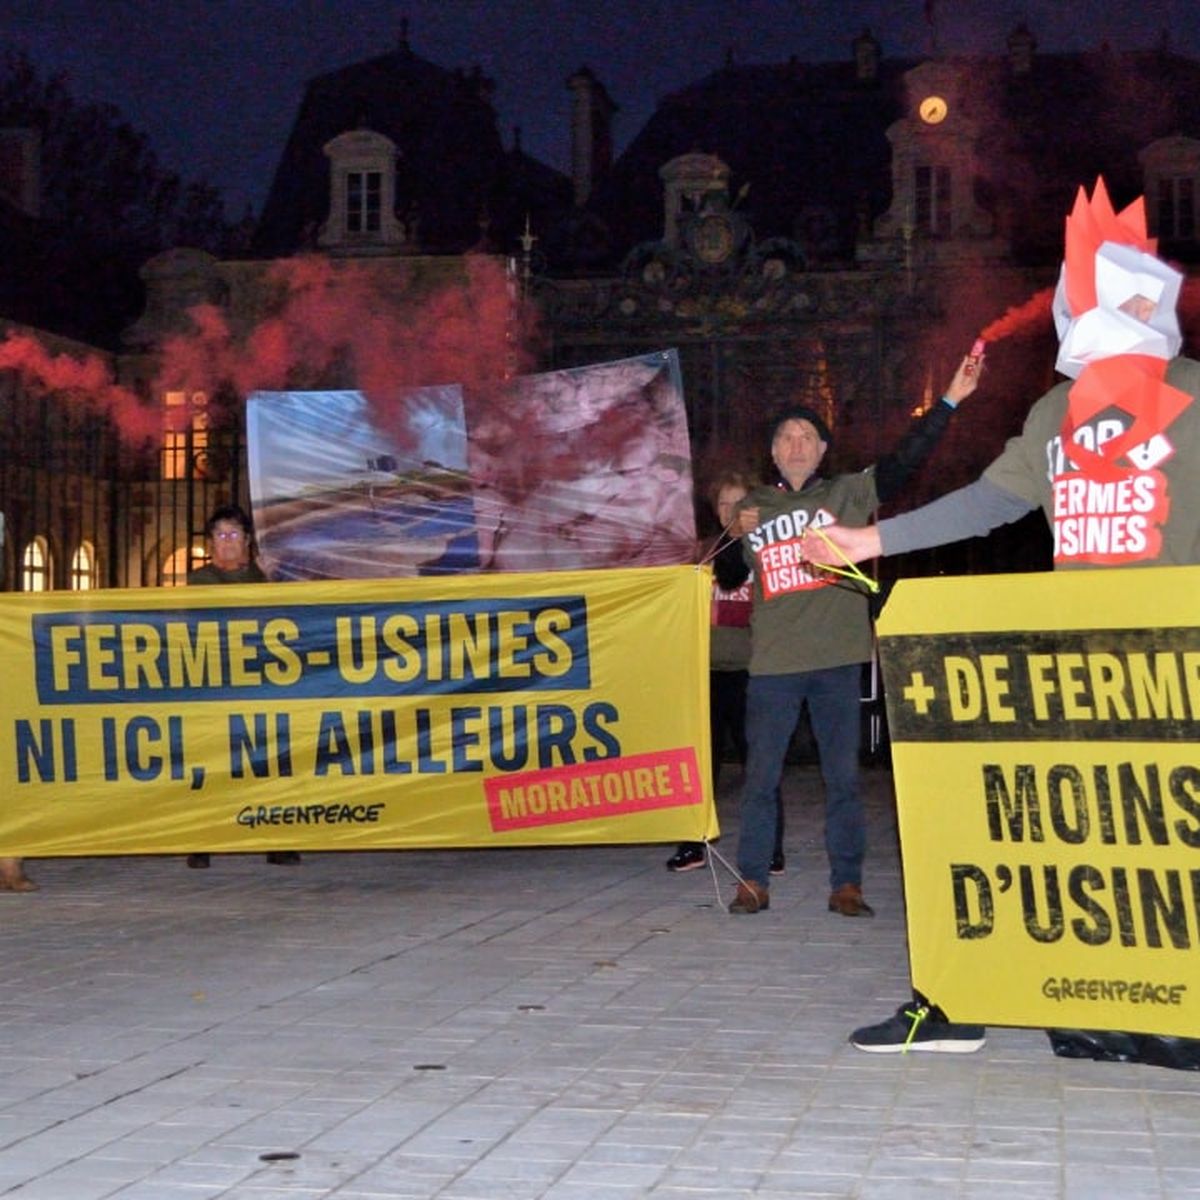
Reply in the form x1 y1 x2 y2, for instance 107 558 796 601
979 276 1200 349
0 332 160 441
157 254 537 447
2 253 537 448
978 286 1055 342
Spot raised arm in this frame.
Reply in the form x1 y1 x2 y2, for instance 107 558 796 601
873 355 979 504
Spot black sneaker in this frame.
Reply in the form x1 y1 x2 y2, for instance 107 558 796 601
186 853 211 869
665 845 706 872
850 1002 986 1054
770 852 786 875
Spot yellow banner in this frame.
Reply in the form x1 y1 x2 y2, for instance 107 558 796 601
1 566 717 855
878 566 1200 1038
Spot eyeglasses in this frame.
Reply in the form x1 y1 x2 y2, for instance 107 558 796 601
212 529 247 541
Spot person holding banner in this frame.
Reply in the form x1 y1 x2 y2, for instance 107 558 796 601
666 470 784 874
802 178 1200 1059
0 511 35 893
185 503 301 870
727 358 980 918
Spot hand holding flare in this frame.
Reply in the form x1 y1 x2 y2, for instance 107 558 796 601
800 345 983 579
947 347 984 397
964 338 986 380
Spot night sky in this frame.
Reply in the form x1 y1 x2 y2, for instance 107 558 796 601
7 0 1200 218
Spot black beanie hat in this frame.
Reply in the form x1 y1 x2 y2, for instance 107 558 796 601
770 405 832 448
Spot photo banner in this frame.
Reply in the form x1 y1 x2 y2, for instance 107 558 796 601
0 565 717 856
878 566 1200 1038
246 350 696 580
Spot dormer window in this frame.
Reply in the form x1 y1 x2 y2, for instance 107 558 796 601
1157 175 1196 241
915 164 952 235
1140 137 1200 245
320 130 405 251
865 63 995 251
347 170 382 233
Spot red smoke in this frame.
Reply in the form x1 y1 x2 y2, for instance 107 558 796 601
157 254 536 447
2 253 537 448
978 286 1055 343
0 333 160 441
978 276 1200 350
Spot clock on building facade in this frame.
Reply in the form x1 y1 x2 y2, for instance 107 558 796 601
918 95 948 124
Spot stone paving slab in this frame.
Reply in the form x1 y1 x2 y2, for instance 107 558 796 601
0 766 1198 1198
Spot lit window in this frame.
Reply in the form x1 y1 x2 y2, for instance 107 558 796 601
70 541 96 590
915 165 952 236
22 535 51 591
162 541 206 588
347 171 382 233
162 390 209 481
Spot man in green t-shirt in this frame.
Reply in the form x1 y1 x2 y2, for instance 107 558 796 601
727 357 979 919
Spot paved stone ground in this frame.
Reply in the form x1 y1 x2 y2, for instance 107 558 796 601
1 765 1198 1199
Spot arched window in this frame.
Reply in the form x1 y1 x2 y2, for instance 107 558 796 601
22 535 51 591
70 541 97 590
162 541 205 588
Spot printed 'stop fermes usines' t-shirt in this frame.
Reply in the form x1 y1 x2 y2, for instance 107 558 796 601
741 470 880 676
985 356 1200 569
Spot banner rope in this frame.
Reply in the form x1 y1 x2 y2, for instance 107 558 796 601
695 519 741 568
804 526 880 593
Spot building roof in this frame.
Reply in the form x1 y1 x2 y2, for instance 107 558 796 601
590 56 914 262
252 38 569 258
582 42 1200 270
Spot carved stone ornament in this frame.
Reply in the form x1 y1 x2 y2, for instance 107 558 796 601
690 213 737 264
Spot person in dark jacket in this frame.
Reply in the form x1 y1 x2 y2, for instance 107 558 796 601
666 470 784 875
185 503 300 869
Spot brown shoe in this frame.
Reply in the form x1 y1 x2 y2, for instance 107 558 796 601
828 883 874 917
728 880 769 914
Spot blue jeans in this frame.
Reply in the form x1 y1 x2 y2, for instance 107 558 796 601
736 664 864 890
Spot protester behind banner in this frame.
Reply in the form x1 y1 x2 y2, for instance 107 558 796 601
184 502 301 871
0 510 36 893
802 178 1200 1068
873 568 1200 1048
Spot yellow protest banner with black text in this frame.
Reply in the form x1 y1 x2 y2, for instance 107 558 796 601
878 566 1200 1038
0 566 716 855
